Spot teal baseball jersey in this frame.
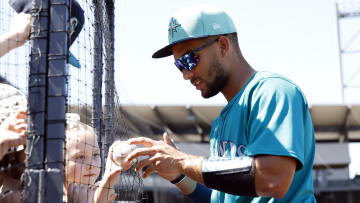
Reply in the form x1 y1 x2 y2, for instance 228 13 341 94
209 71 316 203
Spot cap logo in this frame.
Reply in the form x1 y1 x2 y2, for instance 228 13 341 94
168 17 181 38
69 17 79 36
212 23 221 30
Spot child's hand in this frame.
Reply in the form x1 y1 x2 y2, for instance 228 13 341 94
67 183 97 203
0 111 27 160
103 142 124 182
93 141 130 203
0 111 27 133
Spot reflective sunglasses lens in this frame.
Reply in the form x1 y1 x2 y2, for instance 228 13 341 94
184 52 199 71
174 60 185 71
179 52 199 71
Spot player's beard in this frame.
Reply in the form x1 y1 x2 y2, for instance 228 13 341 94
201 56 228 98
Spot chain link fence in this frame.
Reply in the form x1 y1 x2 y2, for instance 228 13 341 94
0 0 144 202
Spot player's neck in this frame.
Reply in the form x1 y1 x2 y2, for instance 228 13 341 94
222 60 255 102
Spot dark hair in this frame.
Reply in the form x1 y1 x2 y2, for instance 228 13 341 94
226 33 241 56
0 76 10 84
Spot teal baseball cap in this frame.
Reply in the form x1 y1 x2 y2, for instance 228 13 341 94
152 4 237 58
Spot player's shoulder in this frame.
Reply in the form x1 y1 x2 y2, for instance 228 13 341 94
252 71 296 85
245 71 308 103
249 71 302 93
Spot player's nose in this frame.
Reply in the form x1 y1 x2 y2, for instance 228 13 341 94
182 69 193 80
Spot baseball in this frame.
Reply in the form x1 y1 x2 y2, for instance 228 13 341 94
112 140 136 169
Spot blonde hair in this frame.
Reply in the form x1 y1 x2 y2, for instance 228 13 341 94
64 113 97 157
65 113 95 137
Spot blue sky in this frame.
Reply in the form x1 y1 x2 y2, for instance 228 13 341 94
114 0 360 105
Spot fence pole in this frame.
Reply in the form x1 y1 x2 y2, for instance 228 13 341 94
44 0 68 201
92 0 105 176
24 0 68 202
104 0 115 164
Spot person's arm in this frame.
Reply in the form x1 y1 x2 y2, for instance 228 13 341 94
254 155 296 198
93 172 118 203
0 13 31 57
201 154 296 198
93 142 123 203
125 133 212 202
173 152 296 198
146 133 212 203
0 111 27 160
0 110 26 203
126 135 297 199
173 176 211 203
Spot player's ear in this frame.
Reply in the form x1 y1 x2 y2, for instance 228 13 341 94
218 36 230 58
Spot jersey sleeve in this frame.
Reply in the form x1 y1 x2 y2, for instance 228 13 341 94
185 183 212 203
244 78 308 170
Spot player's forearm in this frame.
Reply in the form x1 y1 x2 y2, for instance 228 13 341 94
199 156 258 196
180 154 205 185
178 155 255 196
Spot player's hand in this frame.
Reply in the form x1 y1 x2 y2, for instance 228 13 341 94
0 111 27 160
125 133 187 181
67 183 96 203
10 13 31 47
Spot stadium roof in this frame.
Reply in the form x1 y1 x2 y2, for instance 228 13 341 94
120 104 360 142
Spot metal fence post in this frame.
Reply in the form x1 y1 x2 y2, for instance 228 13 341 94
24 0 67 202
24 0 50 202
92 0 105 176
45 0 68 201
104 0 115 164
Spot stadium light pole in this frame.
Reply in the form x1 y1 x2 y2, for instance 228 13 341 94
336 3 345 104
335 2 360 104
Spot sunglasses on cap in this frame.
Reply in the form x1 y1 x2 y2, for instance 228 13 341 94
174 37 220 72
